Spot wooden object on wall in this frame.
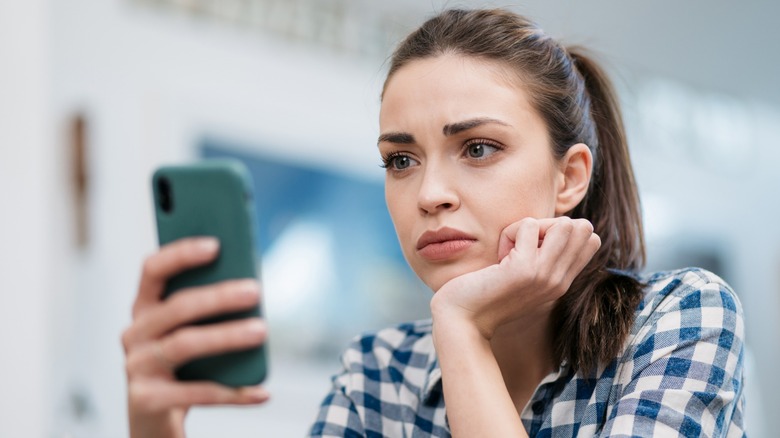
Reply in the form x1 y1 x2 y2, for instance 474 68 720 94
71 113 89 248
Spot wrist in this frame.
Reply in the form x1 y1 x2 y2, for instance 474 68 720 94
430 294 493 342
129 410 185 438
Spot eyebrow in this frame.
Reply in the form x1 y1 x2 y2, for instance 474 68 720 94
377 132 415 145
442 117 510 136
377 117 510 145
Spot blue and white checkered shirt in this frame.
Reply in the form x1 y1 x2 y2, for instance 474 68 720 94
309 268 746 437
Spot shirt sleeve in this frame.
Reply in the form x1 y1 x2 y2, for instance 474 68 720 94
308 385 367 438
308 347 367 438
601 271 746 437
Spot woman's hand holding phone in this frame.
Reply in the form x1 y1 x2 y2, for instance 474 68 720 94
122 237 269 438
431 216 601 340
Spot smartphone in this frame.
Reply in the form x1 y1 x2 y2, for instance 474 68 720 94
152 159 267 387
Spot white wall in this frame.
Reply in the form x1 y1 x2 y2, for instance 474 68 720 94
1 0 776 436
0 1 56 437
47 0 387 436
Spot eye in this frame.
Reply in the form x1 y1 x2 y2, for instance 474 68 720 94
464 140 502 159
381 152 419 171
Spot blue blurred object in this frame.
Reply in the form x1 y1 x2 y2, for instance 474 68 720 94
201 138 429 356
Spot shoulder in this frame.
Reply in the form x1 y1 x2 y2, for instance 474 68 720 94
641 267 738 307
603 268 747 437
622 267 745 369
634 267 743 334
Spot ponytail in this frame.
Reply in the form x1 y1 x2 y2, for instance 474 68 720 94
552 48 646 374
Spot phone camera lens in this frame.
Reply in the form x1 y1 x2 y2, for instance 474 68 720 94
157 177 174 213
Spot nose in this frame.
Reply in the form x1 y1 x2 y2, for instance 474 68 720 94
417 165 460 215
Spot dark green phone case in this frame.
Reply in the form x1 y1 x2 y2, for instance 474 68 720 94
152 159 267 387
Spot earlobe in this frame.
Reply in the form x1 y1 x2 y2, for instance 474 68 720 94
555 143 593 215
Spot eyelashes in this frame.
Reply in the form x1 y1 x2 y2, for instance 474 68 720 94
380 151 417 170
379 151 399 169
380 138 505 171
463 138 503 159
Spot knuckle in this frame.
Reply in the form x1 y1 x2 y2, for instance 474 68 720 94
202 284 233 312
521 217 536 225
141 255 160 278
166 329 192 359
544 273 557 289
565 219 591 242
124 357 135 378
558 217 574 232
166 291 199 320
120 328 134 352
216 280 240 300
170 325 212 358
542 267 566 289
577 219 594 234
218 279 259 305
130 302 141 319
127 381 143 403
551 273 568 294
128 381 155 410
578 218 595 232
124 348 143 377
590 233 602 249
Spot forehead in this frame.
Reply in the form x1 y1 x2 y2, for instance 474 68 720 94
379 54 538 130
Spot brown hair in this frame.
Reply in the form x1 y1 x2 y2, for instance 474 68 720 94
384 8 646 373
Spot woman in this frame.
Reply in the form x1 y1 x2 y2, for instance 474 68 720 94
122 8 745 437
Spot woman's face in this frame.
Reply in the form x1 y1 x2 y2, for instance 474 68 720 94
379 54 566 291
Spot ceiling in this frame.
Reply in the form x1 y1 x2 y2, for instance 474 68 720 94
394 0 780 106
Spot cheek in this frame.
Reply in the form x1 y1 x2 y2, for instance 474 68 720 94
385 181 413 244
476 170 558 222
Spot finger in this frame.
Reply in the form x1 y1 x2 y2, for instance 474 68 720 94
125 318 266 378
553 218 597 268
134 237 220 317
497 218 537 260
536 217 575 266
534 217 569 241
129 380 269 413
511 217 543 262
555 228 601 290
161 318 267 367
497 221 520 261
123 279 261 348
497 217 559 260
567 229 601 273
543 219 599 289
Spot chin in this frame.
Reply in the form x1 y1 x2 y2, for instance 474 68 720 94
416 259 493 293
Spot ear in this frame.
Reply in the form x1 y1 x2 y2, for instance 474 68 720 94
554 143 593 216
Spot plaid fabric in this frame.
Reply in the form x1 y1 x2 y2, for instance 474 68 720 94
308 268 746 437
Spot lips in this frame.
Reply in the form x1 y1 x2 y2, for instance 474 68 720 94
416 227 476 261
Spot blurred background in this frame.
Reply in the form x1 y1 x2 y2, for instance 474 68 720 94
1 0 778 436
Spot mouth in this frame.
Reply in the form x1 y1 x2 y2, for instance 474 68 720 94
416 227 477 261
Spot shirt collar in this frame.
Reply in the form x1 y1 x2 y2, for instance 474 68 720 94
421 356 443 406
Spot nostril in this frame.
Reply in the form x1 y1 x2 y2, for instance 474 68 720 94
442 203 453 209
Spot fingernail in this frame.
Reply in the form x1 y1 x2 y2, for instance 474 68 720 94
239 280 260 296
247 387 269 402
197 237 219 252
247 319 265 335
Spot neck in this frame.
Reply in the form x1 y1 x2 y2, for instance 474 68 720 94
490 313 557 411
